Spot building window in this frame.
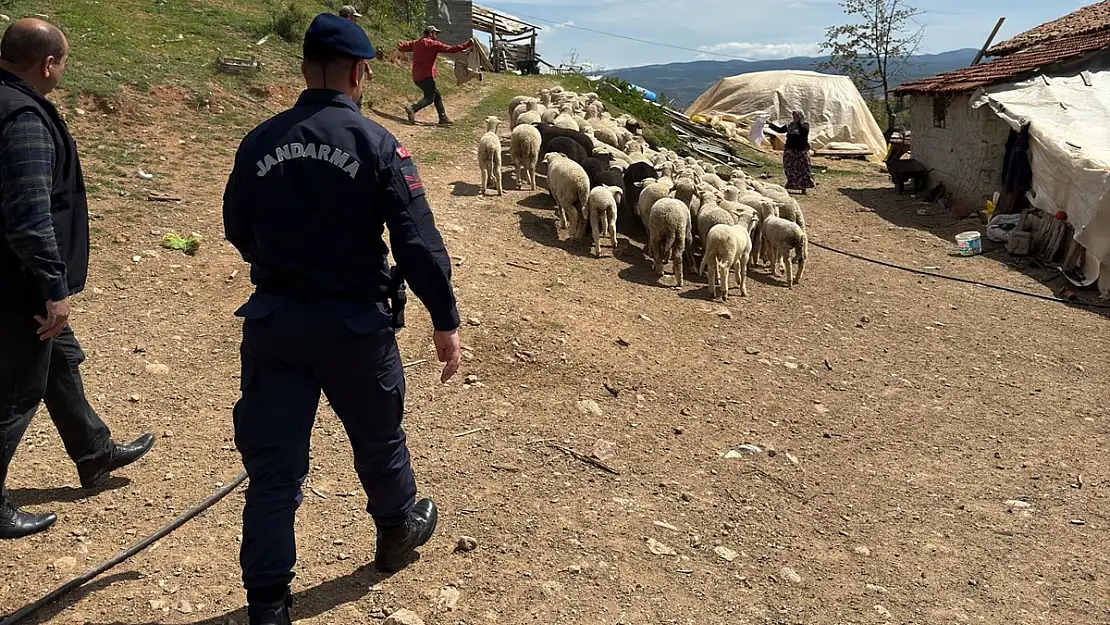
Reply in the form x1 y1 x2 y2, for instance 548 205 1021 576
932 94 951 129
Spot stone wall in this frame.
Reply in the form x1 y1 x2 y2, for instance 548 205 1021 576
424 0 474 45
907 93 1012 211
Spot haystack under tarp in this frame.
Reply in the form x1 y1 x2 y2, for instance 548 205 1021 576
685 70 888 162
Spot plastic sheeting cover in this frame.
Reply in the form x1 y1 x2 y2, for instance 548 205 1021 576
685 70 888 162
971 66 1110 292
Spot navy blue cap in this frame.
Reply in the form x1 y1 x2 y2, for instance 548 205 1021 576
303 13 376 60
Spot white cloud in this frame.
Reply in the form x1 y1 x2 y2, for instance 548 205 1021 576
696 41 823 61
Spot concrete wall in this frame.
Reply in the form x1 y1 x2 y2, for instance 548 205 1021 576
424 0 474 45
907 93 1012 211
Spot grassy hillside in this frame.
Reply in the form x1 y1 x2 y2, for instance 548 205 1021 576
7 0 447 111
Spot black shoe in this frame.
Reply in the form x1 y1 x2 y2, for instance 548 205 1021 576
0 499 57 539
437 118 453 126
78 433 156 489
374 498 438 572
248 594 292 625
405 105 416 125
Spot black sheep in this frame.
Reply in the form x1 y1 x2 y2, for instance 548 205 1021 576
580 157 608 188
547 136 588 164
623 161 658 217
535 122 594 159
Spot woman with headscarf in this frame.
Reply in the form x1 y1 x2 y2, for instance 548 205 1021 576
769 111 815 194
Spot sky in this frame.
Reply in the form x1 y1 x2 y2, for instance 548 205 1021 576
475 0 1093 70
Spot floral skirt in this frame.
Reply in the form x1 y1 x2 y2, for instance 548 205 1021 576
783 148 815 190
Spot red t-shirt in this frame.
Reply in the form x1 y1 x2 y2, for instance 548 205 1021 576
397 37 472 83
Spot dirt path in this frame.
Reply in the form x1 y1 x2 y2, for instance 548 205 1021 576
3 78 1109 625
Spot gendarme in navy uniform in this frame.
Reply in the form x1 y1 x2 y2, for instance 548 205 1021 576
221 13 462 625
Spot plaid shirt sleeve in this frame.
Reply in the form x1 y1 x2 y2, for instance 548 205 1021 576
0 110 67 302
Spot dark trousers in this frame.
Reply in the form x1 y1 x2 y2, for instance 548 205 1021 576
0 316 112 502
233 294 417 590
412 77 446 121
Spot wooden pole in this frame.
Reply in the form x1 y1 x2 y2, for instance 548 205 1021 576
972 17 1006 65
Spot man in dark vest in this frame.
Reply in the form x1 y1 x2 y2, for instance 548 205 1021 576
0 18 155 539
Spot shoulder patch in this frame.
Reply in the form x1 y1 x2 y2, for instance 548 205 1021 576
396 145 412 160
401 162 425 196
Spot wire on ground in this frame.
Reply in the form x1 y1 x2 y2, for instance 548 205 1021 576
1 470 249 625
810 240 1110 309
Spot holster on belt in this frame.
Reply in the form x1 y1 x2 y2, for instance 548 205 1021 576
387 265 408 331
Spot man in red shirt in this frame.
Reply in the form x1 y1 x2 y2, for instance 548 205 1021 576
398 26 472 126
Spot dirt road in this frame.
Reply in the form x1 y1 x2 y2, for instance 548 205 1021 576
3 78 1108 625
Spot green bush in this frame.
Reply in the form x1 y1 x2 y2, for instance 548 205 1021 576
267 1 310 43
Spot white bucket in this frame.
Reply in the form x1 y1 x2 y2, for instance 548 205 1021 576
955 231 982 256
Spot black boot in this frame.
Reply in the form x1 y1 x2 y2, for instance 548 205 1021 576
0 499 57 539
248 593 292 625
374 498 438 572
78 433 156 489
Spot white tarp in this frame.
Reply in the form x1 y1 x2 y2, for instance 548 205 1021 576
971 65 1110 294
685 70 888 162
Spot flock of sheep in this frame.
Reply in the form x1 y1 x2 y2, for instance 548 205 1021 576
475 85 810 301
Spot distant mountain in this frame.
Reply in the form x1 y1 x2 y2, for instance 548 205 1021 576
600 49 979 107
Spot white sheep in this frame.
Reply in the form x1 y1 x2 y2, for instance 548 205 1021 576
510 123 541 191
543 152 590 238
554 113 580 131
761 215 808 287
508 95 531 123
700 222 753 300
648 198 690 287
701 173 727 189
585 185 623 257
477 116 503 196
635 176 674 233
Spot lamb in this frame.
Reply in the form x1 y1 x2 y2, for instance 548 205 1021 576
547 136 589 164
585 185 623 257
593 168 630 232
543 153 590 238
694 193 738 276
554 113 580 131
511 99 543 128
510 123 541 191
761 216 808 287
477 116 503 196
541 108 560 124
730 189 778 266
700 173 727 189
515 104 543 128
699 223 753 300
508 95 531 123
647 198 690 287
635 177 675 234
751 180 804 227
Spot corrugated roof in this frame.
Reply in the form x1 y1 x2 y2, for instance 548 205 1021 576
891 28 1110 94
988 1 1110 57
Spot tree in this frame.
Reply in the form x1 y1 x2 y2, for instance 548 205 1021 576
820 0 924 132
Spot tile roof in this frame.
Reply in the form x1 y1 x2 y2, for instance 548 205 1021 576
891 28 1110 94
988 1 1110 57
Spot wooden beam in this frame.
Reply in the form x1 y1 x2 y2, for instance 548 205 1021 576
972 17 1005 65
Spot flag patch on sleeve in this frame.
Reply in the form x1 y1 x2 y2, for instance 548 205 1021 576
396 145 412 160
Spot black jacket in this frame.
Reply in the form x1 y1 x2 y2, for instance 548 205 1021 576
223 89 460 332
770 120 810 151
0 70 89 313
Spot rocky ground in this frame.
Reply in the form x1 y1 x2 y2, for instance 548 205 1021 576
2 75 1109 625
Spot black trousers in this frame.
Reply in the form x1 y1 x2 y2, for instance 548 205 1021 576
411 77 446 121
0 316 112 502
232 294 417 590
